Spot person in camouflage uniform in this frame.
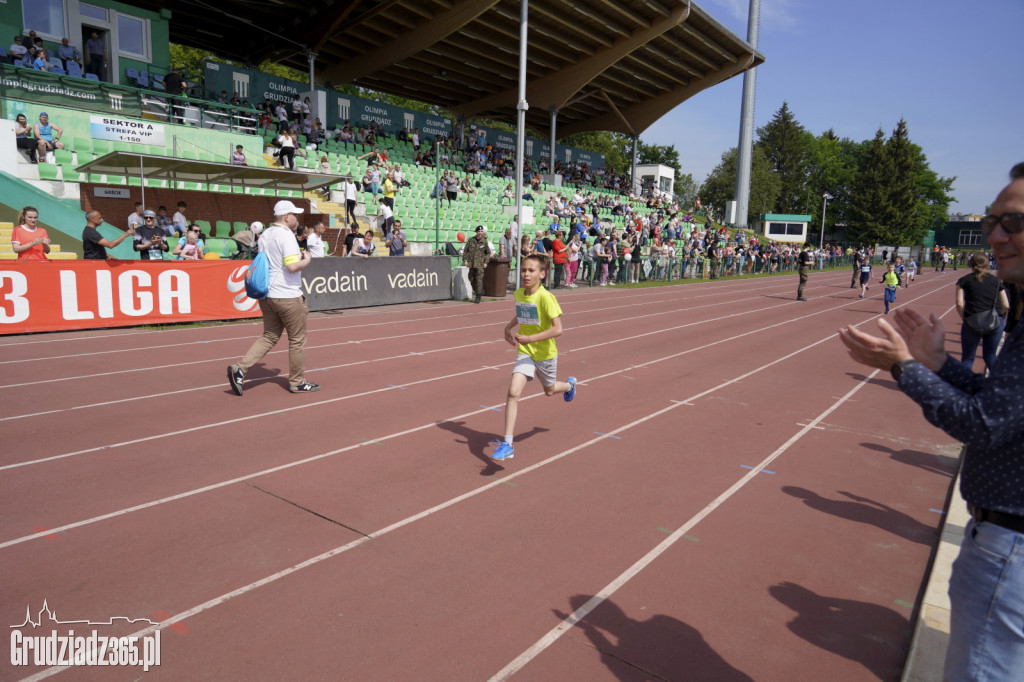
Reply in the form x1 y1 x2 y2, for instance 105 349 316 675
463 225 492 303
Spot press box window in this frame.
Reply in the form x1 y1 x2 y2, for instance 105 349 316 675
23 0 65 39
767 222 805 236
116 13 150 61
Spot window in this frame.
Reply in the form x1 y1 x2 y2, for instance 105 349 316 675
959 230 982 246
232 73 250 99
116 13 149 60
23 0 65 38
767 222 806 236
79 3 108 21
337 98 350 120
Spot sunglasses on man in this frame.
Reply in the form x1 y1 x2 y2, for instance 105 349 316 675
981 213 1024 236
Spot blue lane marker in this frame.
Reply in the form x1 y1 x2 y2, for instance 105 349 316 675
740 465 776 475
388 384 407 389
480 405 502 412
594 432 621 439
929 508 946 514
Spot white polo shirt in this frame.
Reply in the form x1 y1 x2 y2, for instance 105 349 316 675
261 223 303 298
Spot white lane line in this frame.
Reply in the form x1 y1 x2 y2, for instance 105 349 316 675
0 278 799 364
0 280 814 391
0 283 912 548
21 349 882 682
0 340 498 422
1 277 910 462
487 370 881 681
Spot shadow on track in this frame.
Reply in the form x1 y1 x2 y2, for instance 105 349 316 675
554 595 753 681
782 486 938 546
433 419 548 476
770 581 908 681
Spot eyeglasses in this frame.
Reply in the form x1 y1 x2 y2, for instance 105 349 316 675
981 213 1024 235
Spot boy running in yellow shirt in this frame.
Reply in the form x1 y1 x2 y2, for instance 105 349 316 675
880 262 899 315
491 253 577 461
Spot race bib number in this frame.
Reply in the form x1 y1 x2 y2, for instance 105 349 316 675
516 302 539 326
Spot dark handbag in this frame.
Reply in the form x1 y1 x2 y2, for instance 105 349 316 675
965 308 1002 336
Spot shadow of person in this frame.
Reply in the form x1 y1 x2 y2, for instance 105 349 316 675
858 442 960 477
769 581 908 680
433 419 548 476
223 363 284 394
782 486 937 546
554 594 753 681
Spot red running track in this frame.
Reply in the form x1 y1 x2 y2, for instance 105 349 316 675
0 268 964 681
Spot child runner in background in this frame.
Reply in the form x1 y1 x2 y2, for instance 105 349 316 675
906 256 917 287
893 256 907 288
880 262 899 314
491 253 577 461
857 255 872 298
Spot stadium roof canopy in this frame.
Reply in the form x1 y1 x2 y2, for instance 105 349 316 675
126 0 764 138
77 153 338 191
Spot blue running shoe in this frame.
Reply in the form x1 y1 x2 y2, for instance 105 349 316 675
564 377 577 403
491 442 515 461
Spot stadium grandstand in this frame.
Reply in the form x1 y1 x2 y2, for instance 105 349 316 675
0 0 764 332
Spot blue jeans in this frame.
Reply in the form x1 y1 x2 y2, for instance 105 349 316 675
944 517 1024 680
960 320 1004 371
884 287 896 312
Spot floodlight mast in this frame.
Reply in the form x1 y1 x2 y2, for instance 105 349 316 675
514 0 528 286
733 0 760 229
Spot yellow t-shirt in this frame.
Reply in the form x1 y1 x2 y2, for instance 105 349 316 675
883 271 899 290
514 286 562 361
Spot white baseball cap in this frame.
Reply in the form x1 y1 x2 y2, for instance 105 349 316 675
249 221 264 235
273 200 304 216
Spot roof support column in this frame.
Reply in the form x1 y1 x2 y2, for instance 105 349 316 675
630 134 639 196
514 0 529 285
306 49 317 116
733 0 760 229
548 105 557 180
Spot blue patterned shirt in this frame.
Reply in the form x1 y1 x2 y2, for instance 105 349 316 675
898 323 1024 515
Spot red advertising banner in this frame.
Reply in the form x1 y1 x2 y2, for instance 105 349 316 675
0 260 261 335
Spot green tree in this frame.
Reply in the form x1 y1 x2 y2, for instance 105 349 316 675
756 102 811 213
560 131 630 173
910 143 956 239
848 129 895 244
674 172 698 206
700 146 781 224
884 118 925 243
805 129 858 243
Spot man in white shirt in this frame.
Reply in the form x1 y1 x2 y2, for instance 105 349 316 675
349 231 376 258
306 220 326 257
126 202 143 231
228 200 319 395
172 201 188 234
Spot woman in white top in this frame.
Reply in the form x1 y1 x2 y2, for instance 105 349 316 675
566 233 581 287
277 129 297 169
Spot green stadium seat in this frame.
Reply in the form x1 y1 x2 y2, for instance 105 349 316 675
71 137 92 154
54 149 74 165
214 220 231 237
92 140 112 155
59 164 85 183
38 164 61 181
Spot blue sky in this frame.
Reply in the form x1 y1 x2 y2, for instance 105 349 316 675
643 0 1024 214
